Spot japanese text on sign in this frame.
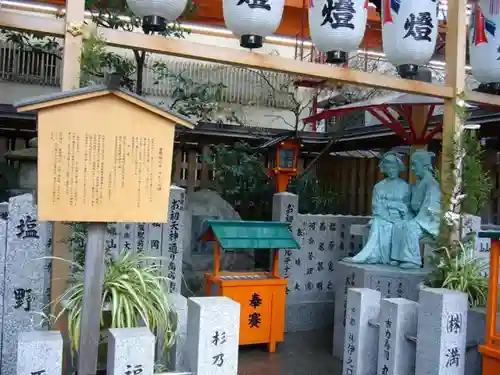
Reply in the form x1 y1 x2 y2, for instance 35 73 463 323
248 292 263 328
40 125 172 222
321 0 356 30
380 318 392 375
236 0 271 10
212 330 227 367
403 12 433 42
343 273 356 327
14 288 33 312
125 364 143 375
344 310 357 375
167 198 182 293
16 216 39 239
444 312 462 368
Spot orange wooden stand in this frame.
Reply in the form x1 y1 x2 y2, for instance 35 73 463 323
204 243 286 353
479 236 500 373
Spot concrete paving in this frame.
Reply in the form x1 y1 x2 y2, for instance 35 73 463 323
239 328 342 375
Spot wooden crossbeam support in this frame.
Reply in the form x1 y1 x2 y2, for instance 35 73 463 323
0 10 65 36
465 90 500 107
96 27 452 98
0 10 452 98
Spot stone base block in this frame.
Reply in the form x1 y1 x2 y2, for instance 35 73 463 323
285 300 334 332
332 261 430 360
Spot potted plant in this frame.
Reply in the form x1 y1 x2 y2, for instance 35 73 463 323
422 117 493 375
51 223 177 372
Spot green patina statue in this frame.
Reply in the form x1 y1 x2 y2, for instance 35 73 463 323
344 149 440 269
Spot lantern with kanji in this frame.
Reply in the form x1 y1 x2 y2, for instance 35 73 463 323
382 0 439 78
469 1 500 94
223 0 285 49
309 0 369 64
266 138 300 192
126 0 188 33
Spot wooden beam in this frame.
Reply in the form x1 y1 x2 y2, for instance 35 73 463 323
441 0 467 217
96 26 453 98
0 9 452 98
0 10 65 36
465 90 500 108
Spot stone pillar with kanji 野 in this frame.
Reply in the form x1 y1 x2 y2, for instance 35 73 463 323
1 194 53 375
162 186 187 294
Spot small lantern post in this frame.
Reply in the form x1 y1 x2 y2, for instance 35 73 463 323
269 138 300 193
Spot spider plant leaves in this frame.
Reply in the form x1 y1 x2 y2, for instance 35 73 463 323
57 250 176 358
425 240 489 308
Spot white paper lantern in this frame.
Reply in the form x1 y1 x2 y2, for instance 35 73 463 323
382 0 438 77
223 0 285 49
308 0 369 64
469 1 500 88
127 0 187 32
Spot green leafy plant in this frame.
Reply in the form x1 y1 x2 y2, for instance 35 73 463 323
211 142 274 220
54 251 177 358
461 131 492 216
424 93 492 307
424 241 489 307
288 172 341 214
210 141 341 220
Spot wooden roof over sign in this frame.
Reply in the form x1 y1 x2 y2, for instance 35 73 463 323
14 75 194 129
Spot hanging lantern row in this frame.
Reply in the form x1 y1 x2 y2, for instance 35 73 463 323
124 0 500 91
221 0 440 78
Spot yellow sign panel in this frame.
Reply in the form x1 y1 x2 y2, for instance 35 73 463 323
36 96 174 223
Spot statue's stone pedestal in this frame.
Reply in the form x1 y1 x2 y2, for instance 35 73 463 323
332 261 430 359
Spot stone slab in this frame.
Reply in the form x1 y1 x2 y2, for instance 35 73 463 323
415 288 468 375
343 288 380 375
165 294 188 372
333 261 429 359
285 300 334 332
1 194 52 375
377 298 418 375
107 327 155 375
162 186 186 294
187 297 240 375
17 331 63 375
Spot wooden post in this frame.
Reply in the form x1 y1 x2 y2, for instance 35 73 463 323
440 0 467 216
51 0 84 368
271 249 279 278
485 239 499 346
77 223 107 375
213 241 221 278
